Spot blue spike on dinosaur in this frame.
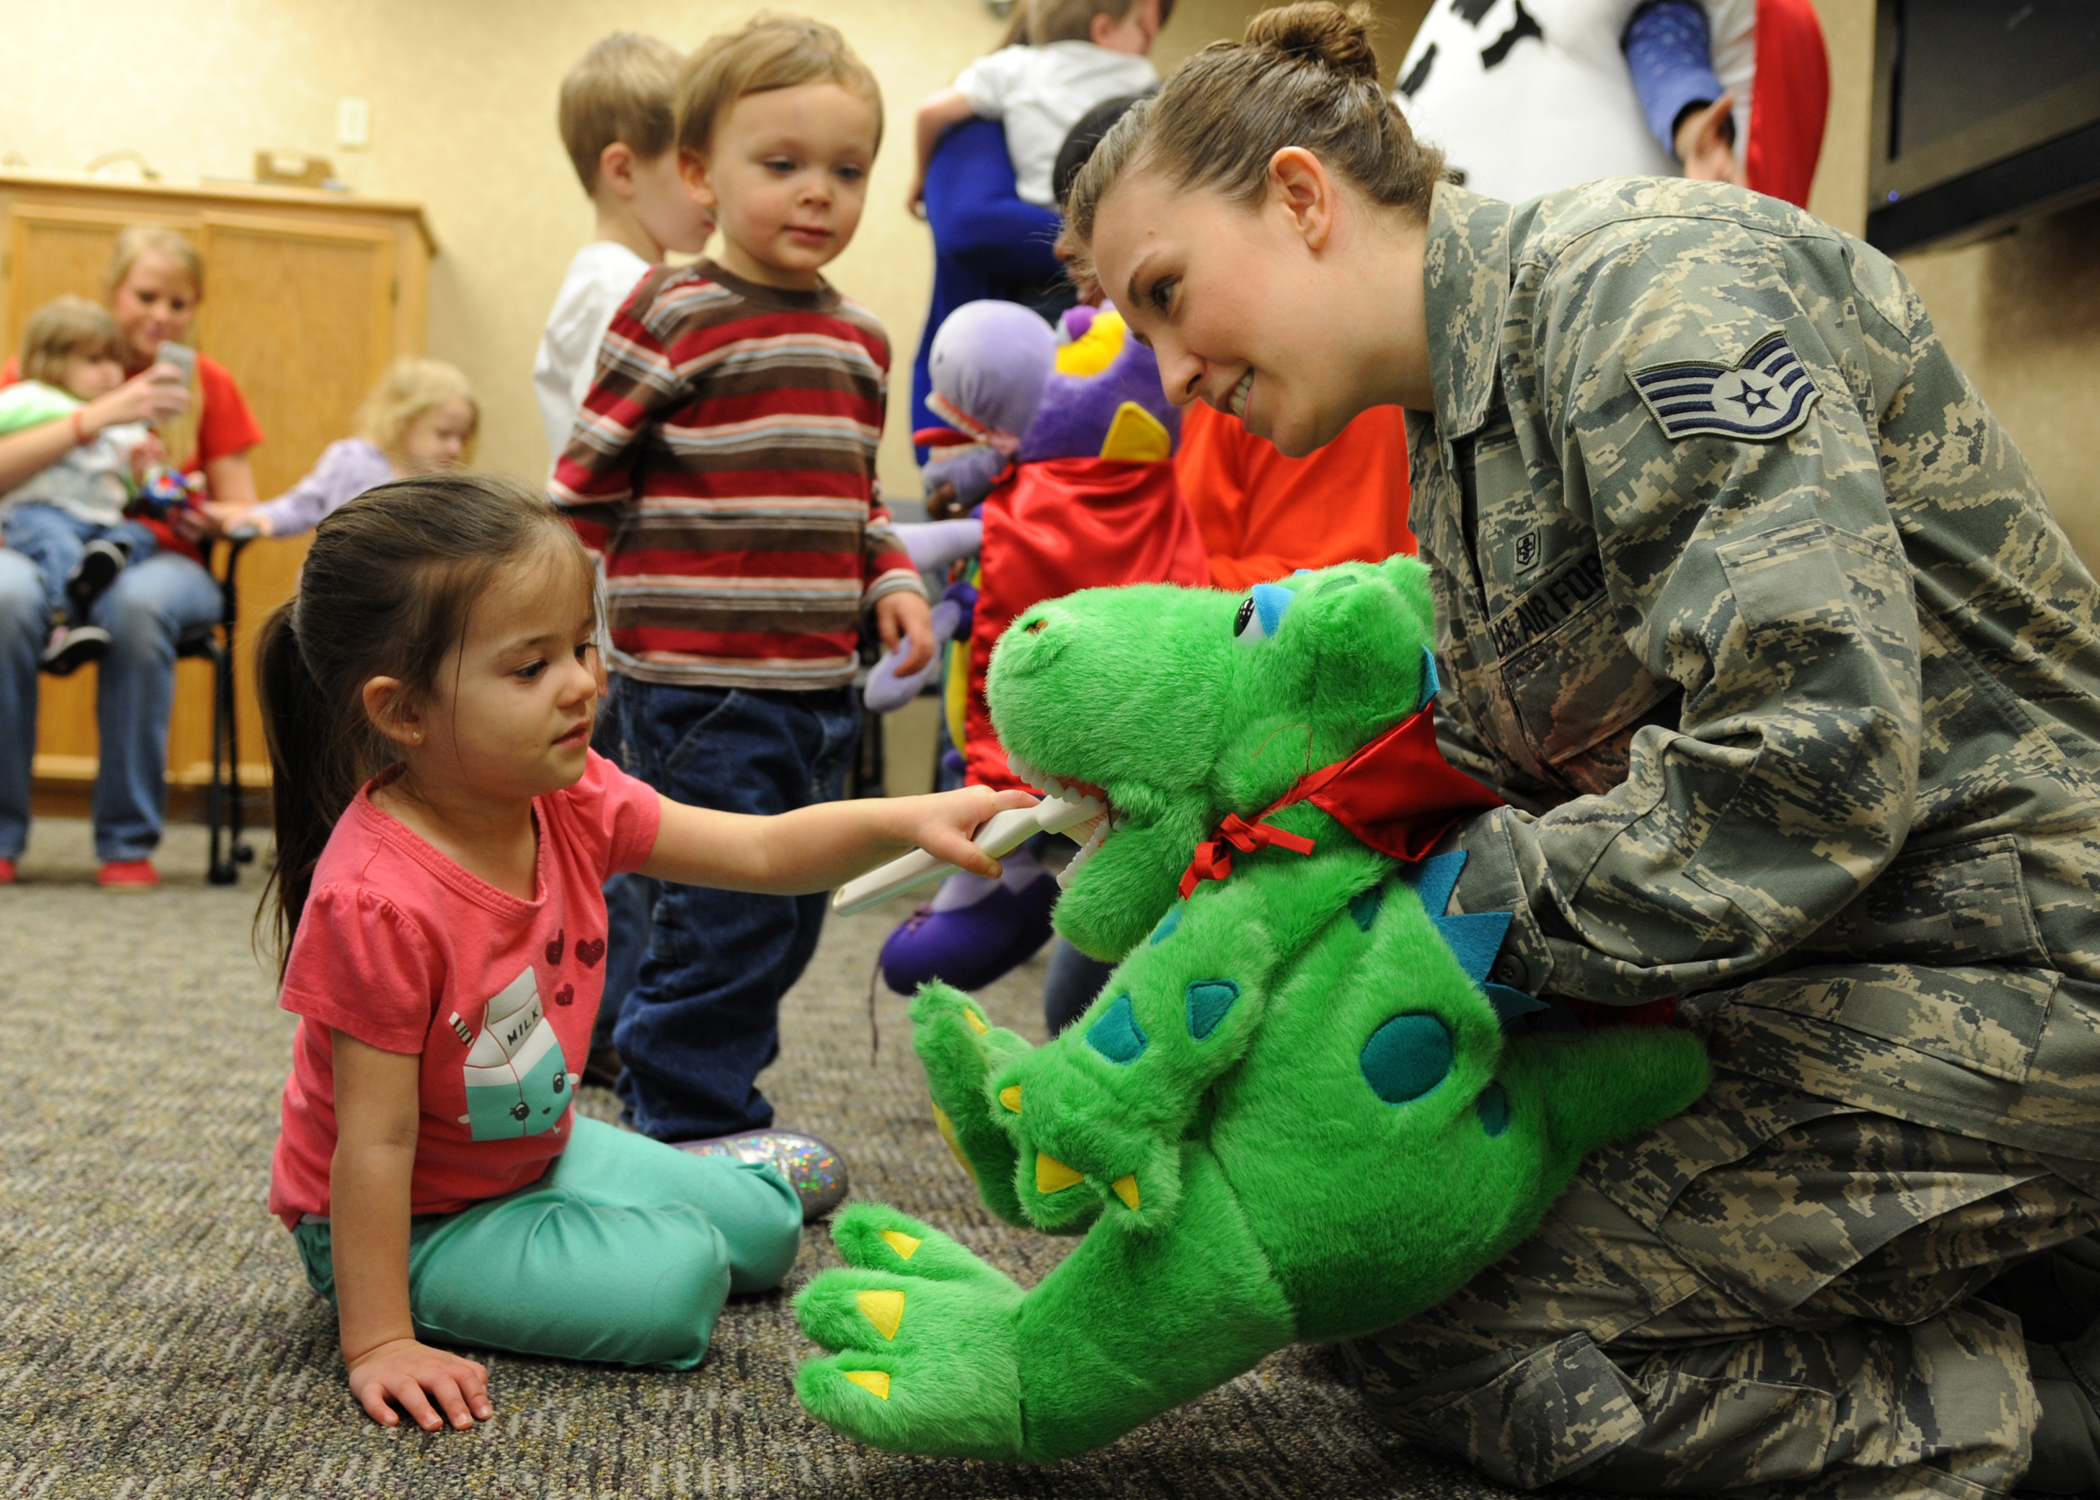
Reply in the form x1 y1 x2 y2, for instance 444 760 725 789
1403 849 1467 915
1429 912 1514 985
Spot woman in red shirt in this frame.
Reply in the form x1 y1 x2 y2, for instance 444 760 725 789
0 226 264 888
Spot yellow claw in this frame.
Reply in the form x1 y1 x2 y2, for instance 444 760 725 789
998 1085 1022 1113
843 1369 891 1400
879 1229 921 1260
931 1104 977 1182
963 1008 989 1035
1111 1174 1140 1211
1036 1152 1085 1194
856 1289 905 1340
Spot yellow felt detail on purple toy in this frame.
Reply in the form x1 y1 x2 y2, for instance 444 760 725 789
1054 309 1126 377
1036 1152 1085 1193
857 1289 905 1340
1097 401 1172 463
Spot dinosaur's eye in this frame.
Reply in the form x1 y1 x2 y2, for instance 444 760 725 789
1233 584 1294 646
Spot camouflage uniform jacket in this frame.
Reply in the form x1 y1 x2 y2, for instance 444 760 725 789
1415 179 2100 1161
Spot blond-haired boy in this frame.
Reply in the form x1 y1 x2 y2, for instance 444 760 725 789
533 31 717 462
909 0 1170 211
0 297 167 674
551 16 930 1181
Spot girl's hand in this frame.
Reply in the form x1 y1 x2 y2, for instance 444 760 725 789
895 785 1039 879
84 365 191 432
877 591 936 676
346 1335 493 1430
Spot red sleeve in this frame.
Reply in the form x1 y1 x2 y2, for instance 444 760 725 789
1745 0 1831 210
278 885 441 1055
563 749 663 877
1197 405 1415 592
191 355 264 468
0 356 17 388
1174 401 1254 565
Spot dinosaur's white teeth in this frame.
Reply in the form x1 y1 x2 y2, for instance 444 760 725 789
1007 753 1044 792
1043 776 1066 797
1055 815 1111 890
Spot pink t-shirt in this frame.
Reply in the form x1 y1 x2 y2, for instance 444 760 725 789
268 751 662 1228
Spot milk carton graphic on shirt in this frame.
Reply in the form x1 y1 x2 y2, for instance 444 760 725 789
455 966 572 1140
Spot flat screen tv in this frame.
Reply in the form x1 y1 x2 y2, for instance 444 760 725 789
1868 0 2100 256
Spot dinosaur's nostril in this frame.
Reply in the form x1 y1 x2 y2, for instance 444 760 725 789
1360 1013 1454 1104
1025 619 1046 634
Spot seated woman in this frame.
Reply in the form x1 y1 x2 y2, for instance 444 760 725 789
0 225 264 890
209 357 476 537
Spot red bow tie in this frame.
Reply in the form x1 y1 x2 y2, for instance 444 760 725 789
1177 701 1502 899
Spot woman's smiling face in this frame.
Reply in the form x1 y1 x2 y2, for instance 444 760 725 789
1093 160 1362 459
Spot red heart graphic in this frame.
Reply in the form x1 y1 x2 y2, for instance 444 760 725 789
553 983 575 1007
545 929 565 966
575 938 605 968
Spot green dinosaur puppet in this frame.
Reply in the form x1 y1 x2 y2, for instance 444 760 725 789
795 556 1710 1461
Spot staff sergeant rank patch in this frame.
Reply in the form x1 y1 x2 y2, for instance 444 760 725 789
1630 330 1819 442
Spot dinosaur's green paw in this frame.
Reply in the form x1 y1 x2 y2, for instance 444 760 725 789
794 1204 1027 1460
909 983 1032 1225
991 1035 1183 1234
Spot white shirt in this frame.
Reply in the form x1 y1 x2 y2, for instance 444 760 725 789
1391 0 1753 206
532 241 653 469
954 42 1159 206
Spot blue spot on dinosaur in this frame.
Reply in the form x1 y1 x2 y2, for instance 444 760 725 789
1360 1013 1454 1104
1087 994 1148 1063
1185 980 1240 1041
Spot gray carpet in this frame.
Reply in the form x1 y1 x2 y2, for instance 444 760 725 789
0 817 1520 1499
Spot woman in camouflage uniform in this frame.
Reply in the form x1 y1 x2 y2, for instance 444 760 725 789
1062 4 2100 1494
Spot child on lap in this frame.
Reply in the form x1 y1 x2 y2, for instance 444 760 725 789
551 17 934 1152
0 298 174 674
261 476 1024 1429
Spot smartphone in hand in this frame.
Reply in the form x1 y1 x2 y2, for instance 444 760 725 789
154 342 197 385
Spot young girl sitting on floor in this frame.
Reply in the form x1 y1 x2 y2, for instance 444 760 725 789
260 475 1028 1431
211 357 478 537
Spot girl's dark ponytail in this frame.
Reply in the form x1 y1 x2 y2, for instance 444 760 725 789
250 472 595 979
255 599 378 976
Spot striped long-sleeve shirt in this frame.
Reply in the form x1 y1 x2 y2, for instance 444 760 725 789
550 259 923 691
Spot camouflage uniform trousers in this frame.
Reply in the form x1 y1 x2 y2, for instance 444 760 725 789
1343 1066 2100 1499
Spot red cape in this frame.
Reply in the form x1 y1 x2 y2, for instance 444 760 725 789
966 457 1211 791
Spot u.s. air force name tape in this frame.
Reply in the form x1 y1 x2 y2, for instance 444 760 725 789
1630 329 1819 442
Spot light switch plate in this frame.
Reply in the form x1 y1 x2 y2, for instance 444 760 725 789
336 98 370 150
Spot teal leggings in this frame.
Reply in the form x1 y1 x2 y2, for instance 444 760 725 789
292 1117 803 1370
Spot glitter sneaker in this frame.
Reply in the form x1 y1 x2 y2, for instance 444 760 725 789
675 1129 848 1221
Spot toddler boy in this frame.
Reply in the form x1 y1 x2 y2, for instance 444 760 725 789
533 32 718 463
0 297 163 675
909 0 1169 211
552 16 932 1172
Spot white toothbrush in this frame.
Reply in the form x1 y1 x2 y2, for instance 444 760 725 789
831 790 1105 916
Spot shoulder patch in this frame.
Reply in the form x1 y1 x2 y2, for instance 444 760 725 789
1630 331 1819 443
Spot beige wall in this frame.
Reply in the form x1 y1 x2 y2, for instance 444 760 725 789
0 0 1415 502
1806 0 2100 565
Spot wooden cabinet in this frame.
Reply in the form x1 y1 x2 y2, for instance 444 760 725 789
0 171 435 808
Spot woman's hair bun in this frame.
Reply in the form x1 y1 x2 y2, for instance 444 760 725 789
1243 2 1379 84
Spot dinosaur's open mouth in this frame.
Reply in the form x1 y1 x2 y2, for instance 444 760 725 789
1006 751 1115 890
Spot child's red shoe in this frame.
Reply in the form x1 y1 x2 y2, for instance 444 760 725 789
98 859 159 891
0 857 16 885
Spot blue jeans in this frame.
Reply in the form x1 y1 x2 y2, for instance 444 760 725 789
610 676 861 1141
0 543 219 861
0 503 158 619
